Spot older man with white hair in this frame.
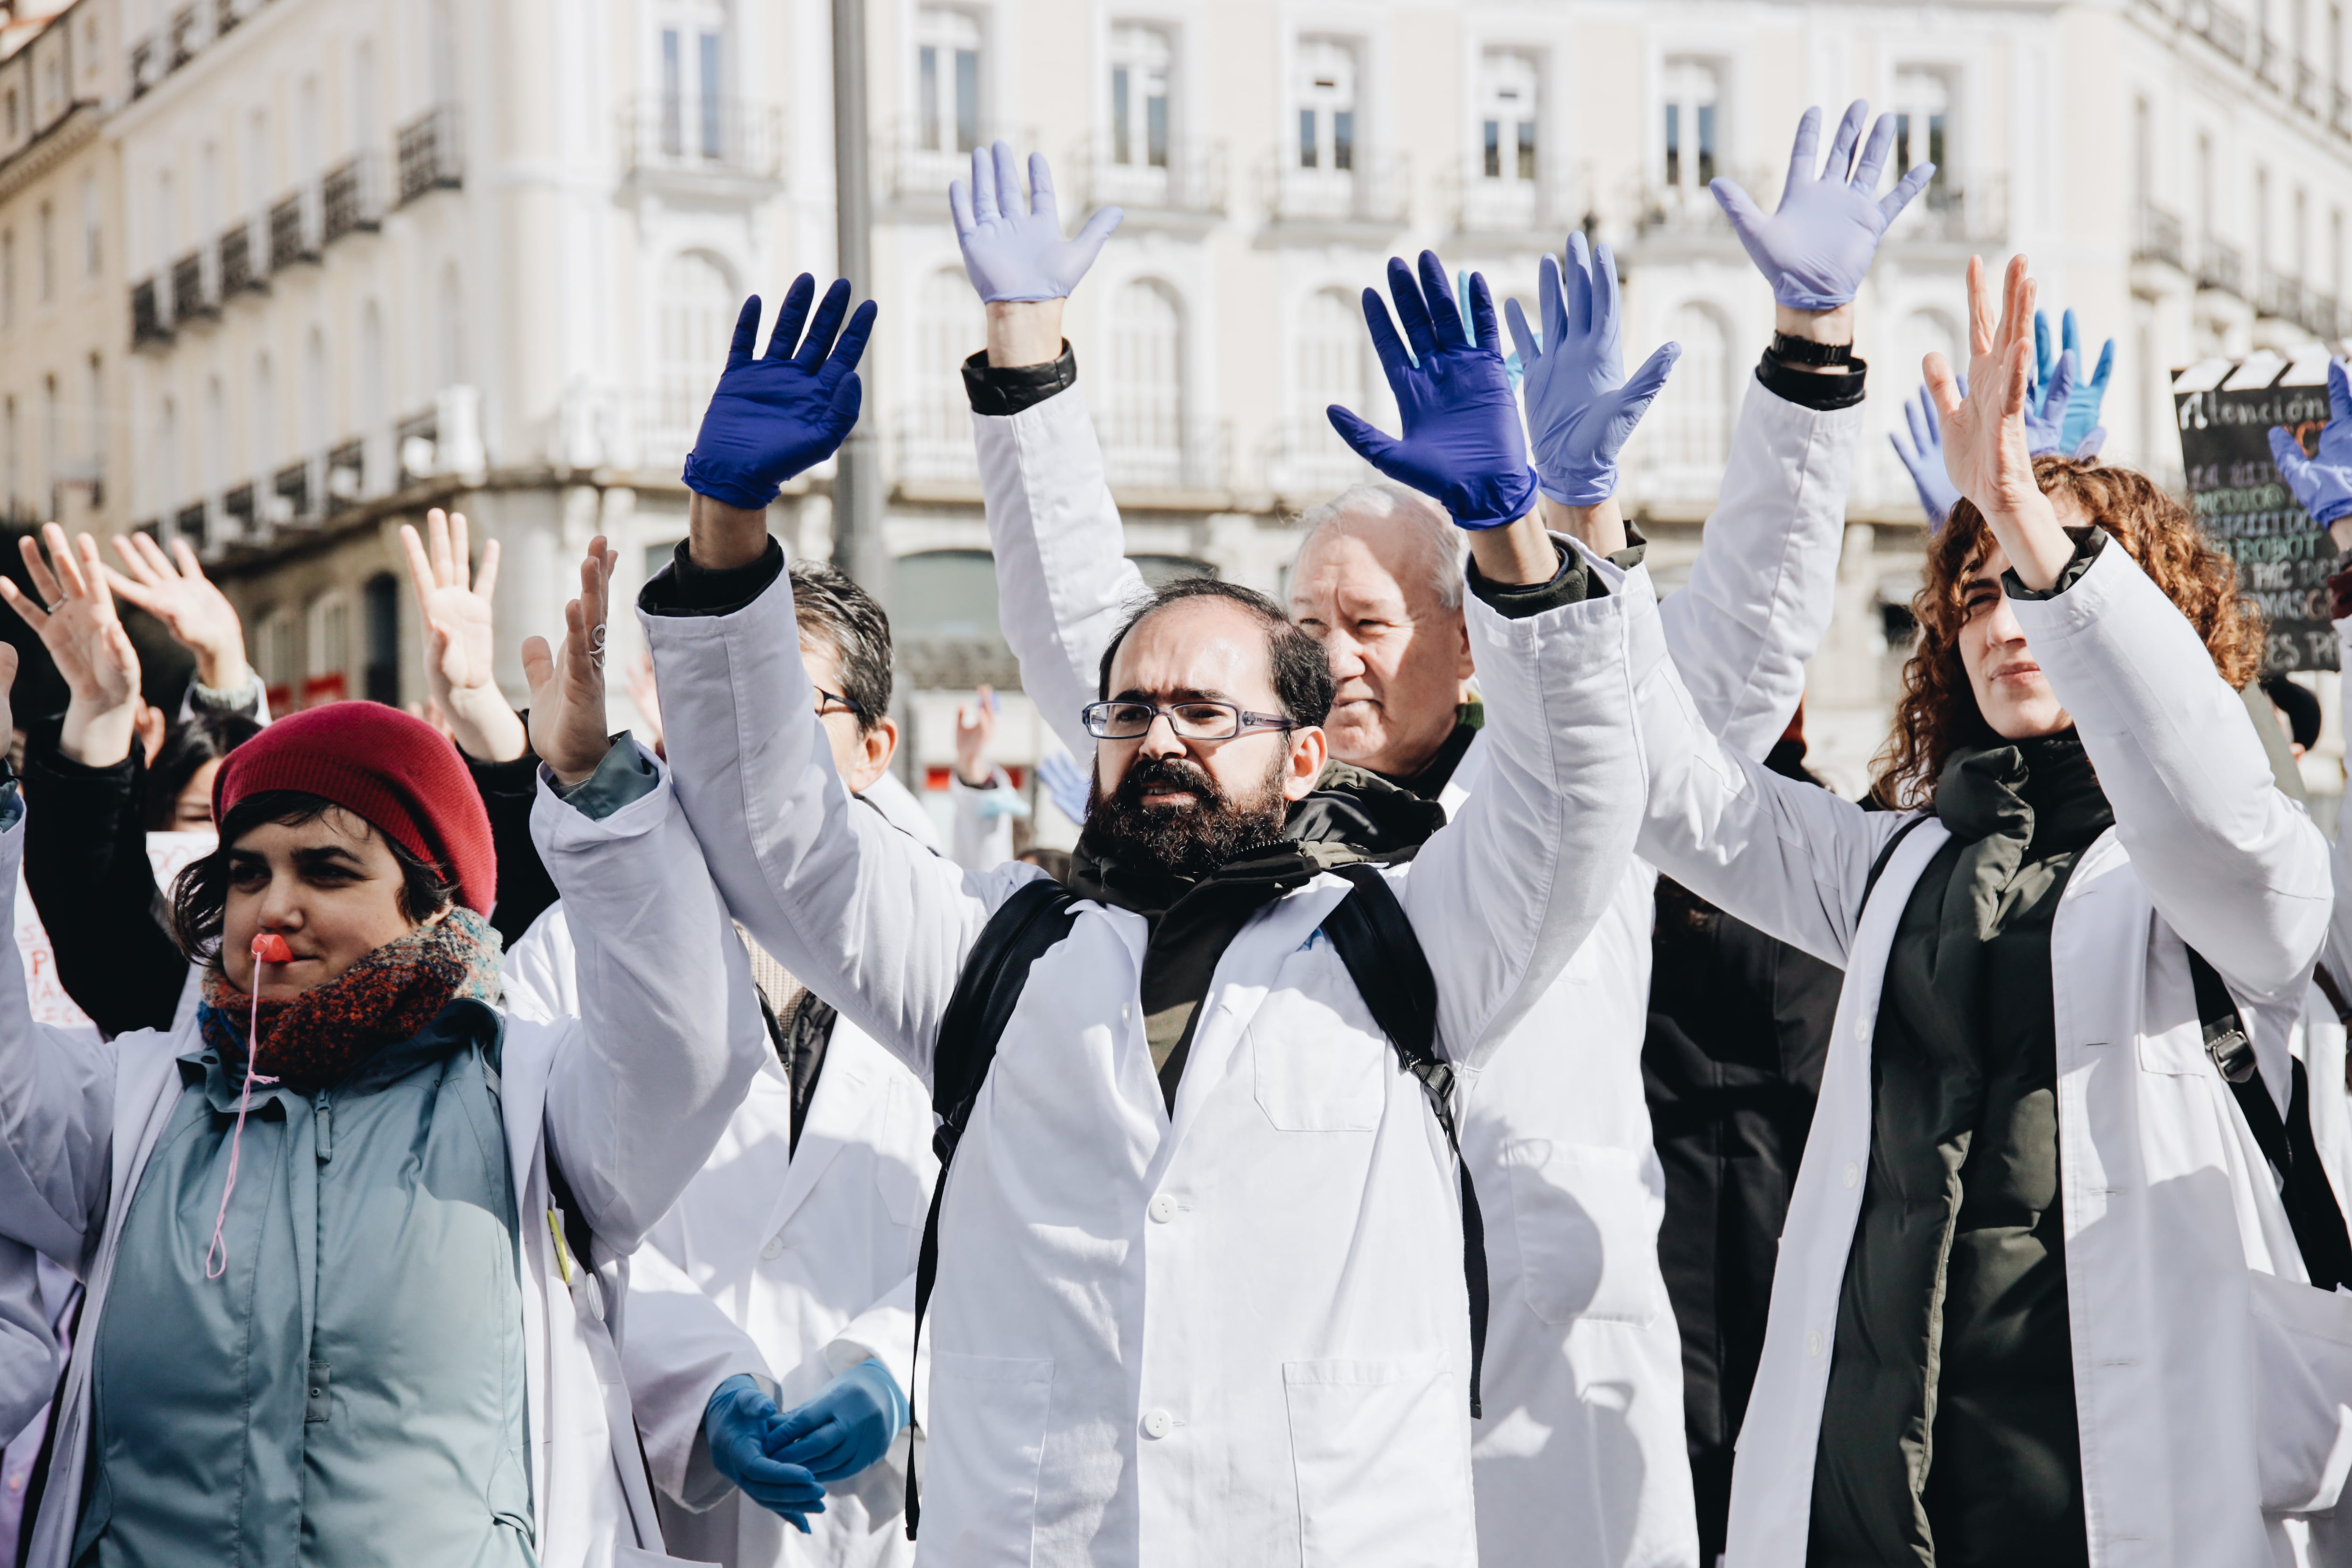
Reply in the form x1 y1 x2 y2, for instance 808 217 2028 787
949 106 1929 1568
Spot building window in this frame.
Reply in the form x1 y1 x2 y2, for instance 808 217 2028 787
2 396 15 515
2257 165 2273 269
41 376 57 508
1103 278 1183 486
917 7 983 155
80 173 99 277
2333 207 2344 299
656 250 738 450
1296 38 1357 172
305 592 350 706
36 201 52 303
258 607 297 714
1891 68 1951 205
152 395 177 520
438 262 464 388
1646 302 1732 488
364 572 400 705
1276 285 1376 489
906 266 985 478
1661 60 1719 193
659 0 729 159
86 354 103 485
253 352 277 476
1110 24 1171 170
1479 49 1538 183
2297 185 2312 277
2 230 13 329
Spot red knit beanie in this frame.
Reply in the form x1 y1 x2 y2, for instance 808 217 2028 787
213 702 498 915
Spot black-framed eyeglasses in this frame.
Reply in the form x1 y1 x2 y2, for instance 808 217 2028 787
813 685 865 719
1081 699 1295 741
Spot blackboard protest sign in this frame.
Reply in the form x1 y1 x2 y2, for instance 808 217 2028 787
2174 354 2337 673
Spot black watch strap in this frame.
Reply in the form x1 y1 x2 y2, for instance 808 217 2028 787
1769 332 1854 366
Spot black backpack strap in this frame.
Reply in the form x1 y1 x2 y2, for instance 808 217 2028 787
906 876 1080 1539
1860 812 1931 913
2189 945 2352 1292
1322 862 1489 1421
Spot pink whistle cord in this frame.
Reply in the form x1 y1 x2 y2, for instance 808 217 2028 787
205 936 283 1281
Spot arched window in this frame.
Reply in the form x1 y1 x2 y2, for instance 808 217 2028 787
358 299 385 435
251 351 276 475
905 266 984 479
1643 301 1732 498
655 250 737 455
1278 286 1375 492
437 261 464 388
302 326 329 457
1102 278 1183 486
151 395 177 519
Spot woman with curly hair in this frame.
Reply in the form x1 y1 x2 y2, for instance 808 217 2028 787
1628 255 2349 1568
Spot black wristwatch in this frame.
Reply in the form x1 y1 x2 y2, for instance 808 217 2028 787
1769 332 1855 366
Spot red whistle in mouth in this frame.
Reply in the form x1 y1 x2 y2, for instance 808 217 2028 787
251 932 294 965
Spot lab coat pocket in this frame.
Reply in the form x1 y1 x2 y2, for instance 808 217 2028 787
1282 1352 1472 1568
1502 1140 1667 1326
922 1352 1054 1565
2247 1267 2352 1513
1250 977 1387 1132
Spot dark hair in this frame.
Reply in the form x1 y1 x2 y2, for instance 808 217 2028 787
145 711 263 832
169 789 460 968
790 560 892 734
1095 578 1334 726
1870 457 2263 808
2264 674 2323 750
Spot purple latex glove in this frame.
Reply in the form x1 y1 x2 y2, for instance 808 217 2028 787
1889 382 1963 530
2270 359 2352 527
683 276 875 511
949 142 1123 303
1327 252 1539 529
2022 347 2078 458
1505 232 1680 507
1711 102 1935 311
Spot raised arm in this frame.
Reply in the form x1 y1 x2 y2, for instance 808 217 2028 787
646 275 1028 1080
524 538 768 1253
1327 252 1644 1056
954 143 1143 758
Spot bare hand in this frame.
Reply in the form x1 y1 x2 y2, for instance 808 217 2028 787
0 525 141 764
399 508 526 762
1924 255 2072 589
954 685 996 786
522 536 620 787
103 533 250 694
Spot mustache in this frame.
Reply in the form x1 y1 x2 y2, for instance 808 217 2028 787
1118 756 1221 806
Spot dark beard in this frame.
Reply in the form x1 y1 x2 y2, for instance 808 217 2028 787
1081 751 1289 882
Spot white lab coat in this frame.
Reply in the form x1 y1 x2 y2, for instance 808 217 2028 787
506 906 934 1568
1629 538 2352 1566
0 1239 56 1445
638 539 1643 1568
0 765 769 1568
970 373 1858 1568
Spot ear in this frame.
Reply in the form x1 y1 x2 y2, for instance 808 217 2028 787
1281 725 1329 801
1452 607 1475 682
845 715 899 793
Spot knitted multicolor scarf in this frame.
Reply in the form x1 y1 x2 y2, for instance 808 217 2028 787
199 907 505 1093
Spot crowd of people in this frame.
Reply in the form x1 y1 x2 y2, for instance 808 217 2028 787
0 97 2338 1568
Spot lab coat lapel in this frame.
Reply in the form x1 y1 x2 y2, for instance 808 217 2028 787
763 1043 871 1242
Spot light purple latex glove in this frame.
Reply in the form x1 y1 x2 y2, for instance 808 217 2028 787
1505 233 1681 507
2269 359 2352 527
949 142 1123 303
1889 382 1963 531
1711 102 1935 310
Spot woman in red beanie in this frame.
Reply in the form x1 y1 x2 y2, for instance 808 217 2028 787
0 537 767 1568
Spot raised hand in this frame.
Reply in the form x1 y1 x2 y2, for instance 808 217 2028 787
2270 359 2352 547
1711 101 1934 311
398 507 525 762
954 685 996 787
1889 382 1963 530
683 274 877 512
950 142 1123 303
1925 254 2072 587
101 531 250 695
1507 232 1680 507
1327 251 1538 529
767 1360 910 1484
2031 308 2115 457
0 524 141 764
702 1376 825 1532
1036 747 1091 823
521 534 621 787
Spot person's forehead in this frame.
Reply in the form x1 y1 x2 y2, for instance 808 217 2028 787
1110 598 1279 699
798 631 845 684
235 808 378 852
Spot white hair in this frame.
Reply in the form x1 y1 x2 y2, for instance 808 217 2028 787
1290 480 1466 612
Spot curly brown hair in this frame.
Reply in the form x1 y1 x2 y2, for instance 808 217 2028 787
1868 456 2264 808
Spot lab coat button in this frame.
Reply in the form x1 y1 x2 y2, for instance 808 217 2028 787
1142 1408 1173 1439
1842 1162 1859 1190
1805 1330 1824 1358
761 1235 785 1261
1147 1195 1177 1224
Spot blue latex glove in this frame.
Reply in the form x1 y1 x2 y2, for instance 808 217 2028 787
1460 271 1524 389
2029 309 2115 456
1327 251 1539 529
950 142 1123 303
2022 346 2078 459
704 1375 826 1531
1505 232 1680 507
1037 748 1090 823
1888 382 1963 531
683 275 877 512
1710 101 1936 310
2270 359 2352 527
767 1360 910 1484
